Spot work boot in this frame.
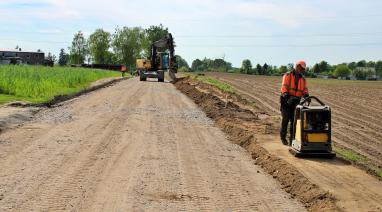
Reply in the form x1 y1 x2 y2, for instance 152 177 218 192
281 137 288 145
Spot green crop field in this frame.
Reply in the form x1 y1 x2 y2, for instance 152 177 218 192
0 65 120 104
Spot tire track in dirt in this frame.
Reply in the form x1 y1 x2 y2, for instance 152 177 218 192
0 78 306 211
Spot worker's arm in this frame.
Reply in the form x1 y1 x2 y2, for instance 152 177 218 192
280 74 290 95
303 78 309 97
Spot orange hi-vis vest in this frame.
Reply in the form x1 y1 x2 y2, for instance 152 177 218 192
280 72 309 97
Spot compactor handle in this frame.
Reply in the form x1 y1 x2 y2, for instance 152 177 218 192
300 96 325 106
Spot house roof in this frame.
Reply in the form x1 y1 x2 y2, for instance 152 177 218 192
0 49 44 54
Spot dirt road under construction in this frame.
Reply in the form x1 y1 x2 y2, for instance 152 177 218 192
0 78 305 211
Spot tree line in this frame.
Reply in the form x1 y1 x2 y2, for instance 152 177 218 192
58 24 189 71
187 58 382 80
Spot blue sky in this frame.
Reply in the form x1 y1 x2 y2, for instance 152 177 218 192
1 0 382 67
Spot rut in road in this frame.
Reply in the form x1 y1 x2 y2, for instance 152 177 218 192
0 78 305 211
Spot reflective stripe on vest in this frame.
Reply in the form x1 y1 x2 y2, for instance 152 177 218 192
284 72 306 97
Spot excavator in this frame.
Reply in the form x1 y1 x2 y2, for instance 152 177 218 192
136 33 177 82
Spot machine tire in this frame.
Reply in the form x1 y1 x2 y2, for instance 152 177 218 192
140 73 147 81
158 71 165 82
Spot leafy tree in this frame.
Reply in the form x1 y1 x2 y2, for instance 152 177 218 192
58 48 69 66
201 58 213 71
262 63 269 75
312 61 331 73
191 59 203 71
278 65 288 74
225 61 233 70
375 61 382 77
143 24 169 57
352 69 367 80
357 60 366 67
176 55 189 71
366 61 376 68
348 62 357 70
88 29 112 64
112 27 145 66
69 31 88 64
256 64 263 75
241 59 252 74
334 64 351 78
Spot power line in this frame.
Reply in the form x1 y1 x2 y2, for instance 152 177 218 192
181 43 382 48
177 32 382 38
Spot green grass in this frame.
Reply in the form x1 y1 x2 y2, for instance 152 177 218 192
335 148 366 162
0 65 120 104
189 74 235 93
377 170 382 178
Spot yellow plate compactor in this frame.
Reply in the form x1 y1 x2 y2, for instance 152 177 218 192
289 96 336 158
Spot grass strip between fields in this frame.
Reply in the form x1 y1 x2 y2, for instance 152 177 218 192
335 148 366 163
187 74 235 93
0 65 121 104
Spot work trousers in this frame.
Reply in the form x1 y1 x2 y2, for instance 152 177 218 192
280 103 298 144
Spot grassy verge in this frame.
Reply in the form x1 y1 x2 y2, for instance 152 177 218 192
0 65 120 104
336 148 382 179
187 74 235 93
335 148 366 163
377 170 382 178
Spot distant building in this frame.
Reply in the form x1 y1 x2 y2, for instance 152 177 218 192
0 49 45 65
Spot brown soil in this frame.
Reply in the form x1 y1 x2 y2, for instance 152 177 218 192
0 78 305 211
207 72 382 176
175 77 382 212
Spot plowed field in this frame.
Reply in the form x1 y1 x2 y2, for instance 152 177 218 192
206 72 382 174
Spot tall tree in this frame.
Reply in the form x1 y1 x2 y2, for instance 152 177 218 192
375 61 382 77
143 24 169 57
262 63 269 75
241 59 252 74
348 62 357 70
58 48 69 66
256 64 263 75
191 59 203 71
278 65 288 74
112 27 145 66
69 31 88 64
88 29 112 64
334 64 351 78
357 60 367 67
176 55 189 71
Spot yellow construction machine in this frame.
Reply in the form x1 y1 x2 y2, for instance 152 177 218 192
289 96 336 158
136 33 177 82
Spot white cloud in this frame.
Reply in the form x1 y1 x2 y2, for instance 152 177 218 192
0 0 326 28
233 1 324 28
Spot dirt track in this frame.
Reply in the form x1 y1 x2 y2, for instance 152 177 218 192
175 77 382 212
0 78 304 211
206 72 382 174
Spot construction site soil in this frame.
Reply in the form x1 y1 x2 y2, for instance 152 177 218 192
0 78 306 211
175 77 382 212
206 72 382 176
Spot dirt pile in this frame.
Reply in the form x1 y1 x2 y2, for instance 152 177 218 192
175 77 339 211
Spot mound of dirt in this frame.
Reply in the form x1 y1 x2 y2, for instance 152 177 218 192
175 77 339 211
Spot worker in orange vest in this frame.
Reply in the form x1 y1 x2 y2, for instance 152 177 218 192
280 61 309 145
